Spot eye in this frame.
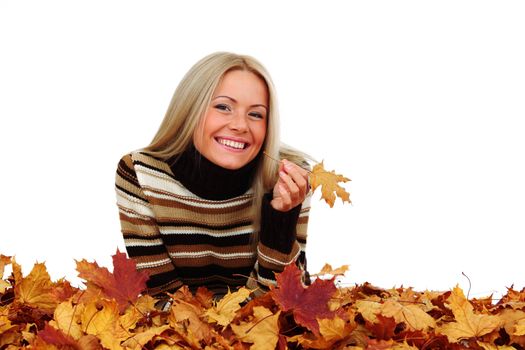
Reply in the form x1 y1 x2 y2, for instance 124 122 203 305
249 112 264 120
214 103 231 112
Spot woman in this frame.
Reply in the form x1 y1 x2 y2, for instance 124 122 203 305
115 52 312 299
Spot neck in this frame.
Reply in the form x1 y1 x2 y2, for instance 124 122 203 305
169 145 259 200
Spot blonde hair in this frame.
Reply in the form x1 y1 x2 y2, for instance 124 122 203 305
143 52 310 234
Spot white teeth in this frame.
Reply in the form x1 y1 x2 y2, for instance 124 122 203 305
218 138 246 149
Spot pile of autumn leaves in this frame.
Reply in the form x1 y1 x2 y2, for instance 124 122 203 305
1 252 525 350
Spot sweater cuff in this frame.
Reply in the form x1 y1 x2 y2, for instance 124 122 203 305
259 193 301 254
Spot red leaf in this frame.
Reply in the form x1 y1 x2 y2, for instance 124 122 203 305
38 323 80 348
76 249 148 312
270 263 337 335
365 314 396 340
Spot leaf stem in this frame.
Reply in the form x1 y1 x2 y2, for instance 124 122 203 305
262 151 312 174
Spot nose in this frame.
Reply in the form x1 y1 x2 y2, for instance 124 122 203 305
229 112 248 132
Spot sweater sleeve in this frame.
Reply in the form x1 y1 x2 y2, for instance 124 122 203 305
254 191 311 290
115 154 183 296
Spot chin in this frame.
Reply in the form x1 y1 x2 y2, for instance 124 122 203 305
218 162 244 170
214 156 251 170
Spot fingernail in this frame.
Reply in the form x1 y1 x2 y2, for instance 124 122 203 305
279 171 287 178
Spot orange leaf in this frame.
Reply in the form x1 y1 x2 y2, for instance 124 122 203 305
205 287 251 326
14 263 58 314
380 300 436 331
37 323 80 348
231 306 280 350
315 263 349 277
0 255 11 278
76 249 148 312
309 161 351 208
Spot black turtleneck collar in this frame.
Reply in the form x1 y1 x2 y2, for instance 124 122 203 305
168 144 260 201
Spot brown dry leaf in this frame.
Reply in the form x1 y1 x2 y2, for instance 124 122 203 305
205 287 251 326
355 300 382 323
0 255 11 278
380 300 436 331
315 263 350 277
497 308 525 337
0 315 16 333
0 280 10 294
169 300 213 343
477 341 517 350
231 306 280 350
121 325 170 350
437 285 501 342
289 317 355 350
120 294 157 331
309 161 351 208
10 258 23 286
514 318 525 336
14 262 58 313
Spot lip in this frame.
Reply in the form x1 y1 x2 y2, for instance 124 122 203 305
214 136 251 152
215 136 251 144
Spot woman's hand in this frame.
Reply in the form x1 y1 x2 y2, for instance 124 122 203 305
271 159 310 212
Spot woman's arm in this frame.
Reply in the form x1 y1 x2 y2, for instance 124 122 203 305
115 154 183 296
253 158 312 290
255 192 311 289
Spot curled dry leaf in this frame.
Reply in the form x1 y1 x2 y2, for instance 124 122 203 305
314 263 350 277
205 286 251 326
231 306 280 350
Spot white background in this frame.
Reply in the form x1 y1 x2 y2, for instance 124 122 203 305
1 1 524 300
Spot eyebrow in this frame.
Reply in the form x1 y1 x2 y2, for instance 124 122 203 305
213 95 268 111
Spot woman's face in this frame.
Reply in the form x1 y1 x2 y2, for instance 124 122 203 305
193 69 268 170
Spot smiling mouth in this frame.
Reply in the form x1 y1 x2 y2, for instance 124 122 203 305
216 137 249 150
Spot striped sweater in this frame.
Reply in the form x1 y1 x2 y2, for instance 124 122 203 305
115 150 310 297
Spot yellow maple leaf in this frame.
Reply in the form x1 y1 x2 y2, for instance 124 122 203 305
81 299 127 350
49 300 84 340
438 286 501 342
205 287 251 327
319 315 353 342
380 300 436 331
14 263 57 313
231 306 280 350
309 161 351 208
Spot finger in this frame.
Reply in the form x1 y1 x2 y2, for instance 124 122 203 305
277 182 293 211
279 170 300 201
282 160 308 195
